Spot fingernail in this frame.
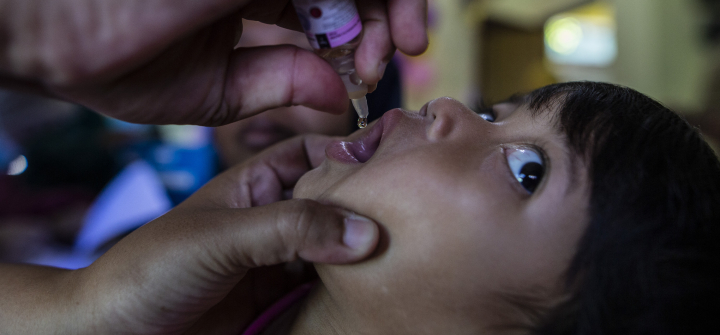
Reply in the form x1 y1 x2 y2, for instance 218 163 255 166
343 214 376 251
377 61 388 81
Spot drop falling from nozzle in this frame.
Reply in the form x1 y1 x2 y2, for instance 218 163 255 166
351 97 369 129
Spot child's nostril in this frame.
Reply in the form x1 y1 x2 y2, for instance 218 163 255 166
419 103 429 116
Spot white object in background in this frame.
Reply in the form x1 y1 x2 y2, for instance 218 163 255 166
6 155 28 175
157 125 212 149
544 12 617 67
74 160 172 255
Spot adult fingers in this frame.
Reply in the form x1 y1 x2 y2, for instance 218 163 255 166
222 45 349 124
192 135 334 208
239 134 332 206
86 199 377 333
222 199 379 267
304 134 336 168
388 0 429 56
355 0 395 88
245 134 333 180
239 0 303 31
355 0 428 88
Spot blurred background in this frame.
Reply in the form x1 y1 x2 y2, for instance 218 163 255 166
1 0 719 267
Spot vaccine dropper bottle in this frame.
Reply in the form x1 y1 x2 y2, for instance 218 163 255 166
292 0 370 128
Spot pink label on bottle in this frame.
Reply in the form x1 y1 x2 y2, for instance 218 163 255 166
294 0 362 49
326 14 361 48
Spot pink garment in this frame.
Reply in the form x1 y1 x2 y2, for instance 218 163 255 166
241 282 315 335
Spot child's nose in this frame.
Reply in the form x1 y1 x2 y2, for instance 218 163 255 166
421 97 472 141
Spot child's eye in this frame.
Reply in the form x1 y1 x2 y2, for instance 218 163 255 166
505 147 545 194
475 106 496 122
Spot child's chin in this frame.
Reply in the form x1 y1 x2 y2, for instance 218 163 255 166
292 169 322 200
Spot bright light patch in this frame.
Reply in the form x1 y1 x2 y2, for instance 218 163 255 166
7 155 28 175
543 2 617 67
546 17 583 55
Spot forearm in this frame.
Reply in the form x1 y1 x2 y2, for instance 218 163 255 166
0 263 94 334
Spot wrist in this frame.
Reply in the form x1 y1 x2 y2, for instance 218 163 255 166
0 264 95 334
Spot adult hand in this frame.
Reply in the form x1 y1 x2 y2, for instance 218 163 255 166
0 0 428 125
0 135 379 334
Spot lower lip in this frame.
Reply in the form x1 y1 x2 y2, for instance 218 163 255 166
325 140 362 163
324 109 403 164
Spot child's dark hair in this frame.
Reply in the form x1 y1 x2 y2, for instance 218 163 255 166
524 82 720 334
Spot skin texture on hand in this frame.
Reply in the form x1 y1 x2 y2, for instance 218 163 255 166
0 0 428 125
0 135 379 334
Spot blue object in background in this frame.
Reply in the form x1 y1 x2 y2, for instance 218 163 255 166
0 113 21 173
150 125 217 204
0 133 20 173
74 160 172 255
29 160 172 269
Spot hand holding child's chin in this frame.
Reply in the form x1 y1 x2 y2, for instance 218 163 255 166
71 134 378 334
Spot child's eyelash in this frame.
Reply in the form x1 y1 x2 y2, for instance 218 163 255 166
471 99 496 122
475 106 496 122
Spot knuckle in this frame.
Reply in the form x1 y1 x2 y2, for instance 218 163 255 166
278 199 327 249
286 199 318 232
41 48 92 85
201 97 233 126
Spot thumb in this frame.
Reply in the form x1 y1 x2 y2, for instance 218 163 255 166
225 199 379 267
222 45 350 123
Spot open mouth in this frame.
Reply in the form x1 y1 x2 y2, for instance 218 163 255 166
325 110 402 164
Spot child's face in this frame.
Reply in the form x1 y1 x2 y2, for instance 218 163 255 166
295 97 590 327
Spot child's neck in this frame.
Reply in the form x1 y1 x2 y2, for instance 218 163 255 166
285 284 353 335
283 284 488 335
277 281 499 335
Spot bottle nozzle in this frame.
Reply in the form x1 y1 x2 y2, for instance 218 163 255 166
339 69 369 128
352 97 369 128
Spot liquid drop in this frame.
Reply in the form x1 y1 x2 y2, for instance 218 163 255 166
357 117 368 128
